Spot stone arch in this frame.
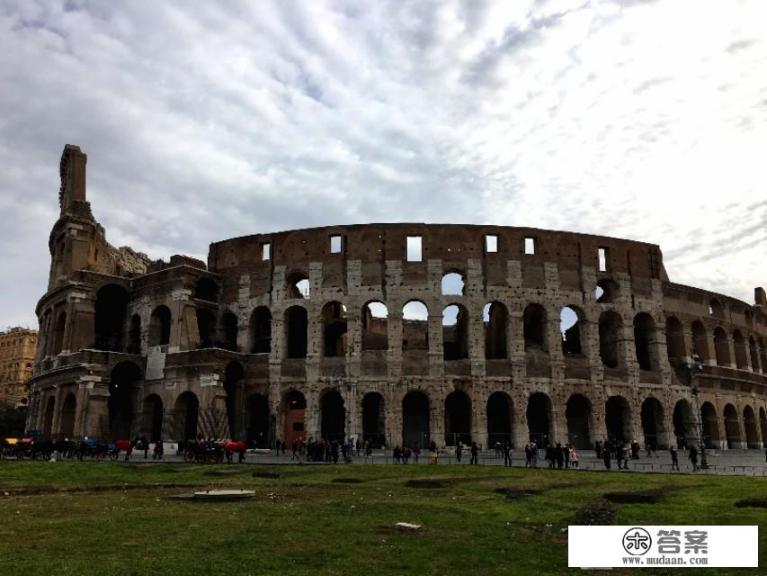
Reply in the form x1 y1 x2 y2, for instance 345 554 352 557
596 279 619 303
759 407 767 446
605 395 632 443
560 306 585 356
59 393 76 439
94 284 128 352
743 405 759 448
665 316 686 362
483 302 507 360
223 361 244 440
285 306 308 358
599 311 622 368
322 302 347 357
523 303 547 352
362 392 385 447
250 306 272 353
320 389 345 442
748 336 759 372
444 390 471 446
52 311 66 355
402 300 428 351
526 392 552 446
640 397 666 449
634 313 658 371
672 399 695 449
486 391 513 447
148 305 171 347
141 394 164 442
282 390 306 446
196 308 216 349
691 321 710 363
700 402 719 448
714 327 731 366
723 403 741 448
733 330 748 369
709 298 724 318
246 393 270 448
219 311 238 352
42 396 55 439
442 304 469 360
440 271 465 296
108 361 142 440
174 391 199 442
286 271 310 299
565 394 592 449
361 301 388 351
127 314 141 354
194 277 219 302
402 390 430 449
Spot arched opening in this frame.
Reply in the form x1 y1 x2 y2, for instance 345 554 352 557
94 284 128 352
714 327 731 367
701 402 719 448
43 397 55 439
599 311 622 368
320 390 345 442
402 391 429 448
748 336 759 372
196 308 216 349
286 271 310 299
605 396 632 443
362 392 385 447
640 397 665 450
673 399 695 449
723 403 741 449
692 321 710 363
665 316 686 362
523 303 547 351
595 279 619 303
759 407 767 446
444 390 471 446
402 300 428 351
52 312 66 355
760 337 767 373
194 277 219 302
560 306 584 356
285 306 308 358
60 394 76 439
246 394 270 448
733 330 748 369
223 362 244 440
442 304 469 360
483 302 507 359
250 306 272 353
743 406 759 448
361 301 388 351
634 313 658 371
440 272 464 296
565 394 592 449
127 314 141 354
108 362 142 440
141 394 164 442
220 311 238 352
148 305 171 347
322 302 347 357
526 392 552 446
486 392 513 447
709 298 724 318
174 392 199 442
282 390 306 446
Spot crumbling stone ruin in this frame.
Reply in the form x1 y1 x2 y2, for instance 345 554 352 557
26 145 767 450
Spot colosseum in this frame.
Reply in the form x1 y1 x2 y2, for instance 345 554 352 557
26 144 767 452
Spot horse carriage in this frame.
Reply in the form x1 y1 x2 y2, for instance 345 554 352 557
182 440 247 464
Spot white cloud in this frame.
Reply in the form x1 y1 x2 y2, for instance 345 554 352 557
0 0 765 329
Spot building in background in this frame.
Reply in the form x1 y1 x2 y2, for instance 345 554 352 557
0 327 37 407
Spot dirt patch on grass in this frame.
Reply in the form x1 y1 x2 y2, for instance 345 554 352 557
734 498 767 508
602 489 667 504
332 477 364 484
252 471 281 479
405 479 451 489
493 487 543 500
573 498 617 525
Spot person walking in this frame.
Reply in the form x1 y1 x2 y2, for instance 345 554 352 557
602 445 611 470
670 446 679 471
689 444 699 472
503 442 512 467
455 442 463 463
470 442 479 465
429 440 438 465
570 446 579 468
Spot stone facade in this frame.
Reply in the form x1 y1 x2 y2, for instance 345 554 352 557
26 145 767 451
0 327 37 406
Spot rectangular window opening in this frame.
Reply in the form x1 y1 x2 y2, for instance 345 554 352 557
524 237 535 255
598 247 608 272
406 236 422 262
485 235 498 253
261 243 271 261
330 235 343 254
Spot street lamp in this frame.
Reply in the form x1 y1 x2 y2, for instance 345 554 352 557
686 353 708 469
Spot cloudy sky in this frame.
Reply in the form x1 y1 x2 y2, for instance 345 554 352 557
1 0 765 329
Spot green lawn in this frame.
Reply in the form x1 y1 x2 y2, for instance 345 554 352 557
0 462 764 575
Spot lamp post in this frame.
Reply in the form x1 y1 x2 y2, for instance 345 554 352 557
686 353 708 469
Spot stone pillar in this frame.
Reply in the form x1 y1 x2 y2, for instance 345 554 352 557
388 310 403 378
428 312 444 377
431 389 445 447
472 386 487 449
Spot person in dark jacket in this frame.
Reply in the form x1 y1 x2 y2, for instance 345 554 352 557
470 442 479 465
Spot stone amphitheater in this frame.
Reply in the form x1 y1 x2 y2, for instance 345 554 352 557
26 145 767 451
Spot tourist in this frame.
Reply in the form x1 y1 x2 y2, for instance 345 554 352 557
524 444 531 468
670 446 679 471
429 440 438 464
531 442 539 468
555 443 564 469
563 443 570 469
455 442 462 463
393 445 401 464
602 446 611 470
570 446 579 468
689 444 699 472
470 442 478 465
403 446 411 464
595 440 602 459
413 445 420 463
503 442 512 467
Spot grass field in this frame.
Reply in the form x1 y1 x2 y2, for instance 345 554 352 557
0 461 764 575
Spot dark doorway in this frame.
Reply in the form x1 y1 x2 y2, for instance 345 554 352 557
444 391 471 446
320 390 345 442
605 396 631 443
402 391 429 449
486 392 512 447
526 393 552 446
362 393 385 447
247 394 270 448
565 394 591 449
